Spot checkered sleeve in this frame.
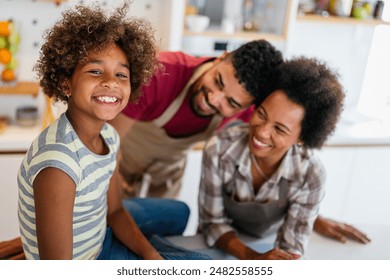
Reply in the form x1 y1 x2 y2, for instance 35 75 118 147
275 155 326 255
198 135 236 247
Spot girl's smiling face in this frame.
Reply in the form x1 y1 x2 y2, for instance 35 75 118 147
66 43 131 123
249 90 304 164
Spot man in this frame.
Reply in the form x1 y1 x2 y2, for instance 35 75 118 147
109 40 370 244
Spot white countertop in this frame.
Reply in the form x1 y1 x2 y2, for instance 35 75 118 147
327 119 390 146
168 223 390 260
0 124 42 152
1 113 390 152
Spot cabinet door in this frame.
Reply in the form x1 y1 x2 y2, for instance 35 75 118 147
318 146 390 225
182 0 298 56
0 154 24 240
317 147 356 219
344 147 390 224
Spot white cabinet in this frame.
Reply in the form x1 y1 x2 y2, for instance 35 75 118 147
0 154 24 240
181 0 298 56
0 125 40 240
316 146 390 225
181 145 390 236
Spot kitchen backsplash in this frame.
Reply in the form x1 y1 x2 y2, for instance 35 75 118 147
0 0 173 81
0 0 178 123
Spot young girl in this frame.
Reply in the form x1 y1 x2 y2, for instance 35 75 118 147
17 3 210 260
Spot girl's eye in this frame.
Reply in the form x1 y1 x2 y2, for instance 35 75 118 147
117 73 128 79
89 69 102 75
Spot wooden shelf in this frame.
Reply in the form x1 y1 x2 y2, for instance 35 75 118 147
0 82 40 96
183 30 285 41
297 14 390 26
183 0 295 43
34 0 68 5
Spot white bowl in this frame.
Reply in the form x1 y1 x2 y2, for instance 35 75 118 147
185 15 210 33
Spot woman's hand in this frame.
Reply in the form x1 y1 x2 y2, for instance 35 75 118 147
314 216 371 244
253 248 300 260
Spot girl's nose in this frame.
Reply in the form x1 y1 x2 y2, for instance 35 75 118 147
102 75 118 88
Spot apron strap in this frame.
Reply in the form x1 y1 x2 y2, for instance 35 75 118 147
277 178 289 207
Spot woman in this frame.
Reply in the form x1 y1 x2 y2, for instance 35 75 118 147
199 57 345 259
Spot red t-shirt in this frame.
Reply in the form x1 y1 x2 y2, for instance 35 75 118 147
122 51 254 137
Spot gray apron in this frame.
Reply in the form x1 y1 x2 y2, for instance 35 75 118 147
223 173 289 238
119 62 222 198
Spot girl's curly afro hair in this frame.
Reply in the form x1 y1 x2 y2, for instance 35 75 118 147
274 57 345 149
35 3 159 103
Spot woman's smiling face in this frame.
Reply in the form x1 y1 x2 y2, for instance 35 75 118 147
249 90 304 163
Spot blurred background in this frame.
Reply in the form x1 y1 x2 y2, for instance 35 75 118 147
1 1 390 258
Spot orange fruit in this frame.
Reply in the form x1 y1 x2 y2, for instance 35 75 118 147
0 21 10 37
0 48 12 64
1 68 16 82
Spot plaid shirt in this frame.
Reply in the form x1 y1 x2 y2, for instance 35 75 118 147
198 123 325 255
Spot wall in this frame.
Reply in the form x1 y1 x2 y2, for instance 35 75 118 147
286 20 376 110
0 0 183 123
1 0 180 82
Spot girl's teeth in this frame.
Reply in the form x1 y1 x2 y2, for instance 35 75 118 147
96 96 118 103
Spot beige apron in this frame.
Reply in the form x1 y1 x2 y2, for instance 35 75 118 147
119 62 222 198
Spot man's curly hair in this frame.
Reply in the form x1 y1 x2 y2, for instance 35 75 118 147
34 3 159 103
228 39 283 105
274 57 345 149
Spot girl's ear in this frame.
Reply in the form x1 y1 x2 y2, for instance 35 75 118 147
60 79 71 98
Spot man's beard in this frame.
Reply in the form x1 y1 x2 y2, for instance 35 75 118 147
189 85 216 118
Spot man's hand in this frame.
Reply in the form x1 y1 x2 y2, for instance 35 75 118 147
314 216 371 244
0 237 25 260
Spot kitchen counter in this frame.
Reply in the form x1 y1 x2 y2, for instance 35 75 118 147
168 223 390 259
327 119 390 147
1 115 390 153
0 124 41 153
